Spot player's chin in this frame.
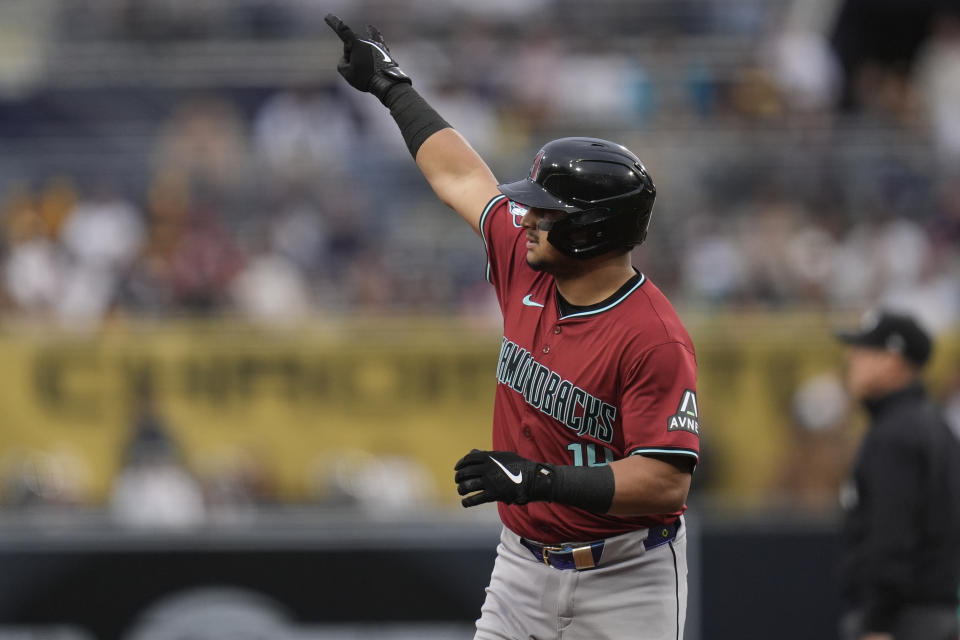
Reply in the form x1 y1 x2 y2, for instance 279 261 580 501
526 254 549 272
526 245 564 273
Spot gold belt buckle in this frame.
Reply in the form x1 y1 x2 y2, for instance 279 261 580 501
541 544 564 566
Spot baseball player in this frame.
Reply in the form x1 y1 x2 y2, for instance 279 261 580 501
325 16 700 640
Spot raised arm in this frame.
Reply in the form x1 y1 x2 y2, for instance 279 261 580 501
414 130 500 235
325 15 499 235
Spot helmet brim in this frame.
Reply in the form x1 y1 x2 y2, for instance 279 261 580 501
497 178 578 212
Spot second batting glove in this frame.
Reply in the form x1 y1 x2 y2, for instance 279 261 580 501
454 449 556 508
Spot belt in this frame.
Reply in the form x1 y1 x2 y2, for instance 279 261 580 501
519 520 681 571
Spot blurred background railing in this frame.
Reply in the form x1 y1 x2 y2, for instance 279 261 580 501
0 0 959 638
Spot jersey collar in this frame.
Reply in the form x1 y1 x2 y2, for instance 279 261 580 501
556 271 646 319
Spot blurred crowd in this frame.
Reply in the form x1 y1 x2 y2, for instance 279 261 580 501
0 0 958 330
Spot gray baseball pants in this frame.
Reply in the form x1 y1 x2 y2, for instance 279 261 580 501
475 521 687 640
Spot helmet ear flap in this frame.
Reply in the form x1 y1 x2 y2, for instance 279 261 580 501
545 208 613 258
546 205 653 258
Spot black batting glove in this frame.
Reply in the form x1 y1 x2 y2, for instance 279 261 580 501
324 14 411 102
454 449 556 508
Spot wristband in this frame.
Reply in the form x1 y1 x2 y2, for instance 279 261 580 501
380 83 451 158
541 464 615 513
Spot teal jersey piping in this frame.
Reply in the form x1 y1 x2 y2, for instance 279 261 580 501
479 194 507 284
560 273 647 318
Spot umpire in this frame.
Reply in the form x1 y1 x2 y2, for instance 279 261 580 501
836 310 960 640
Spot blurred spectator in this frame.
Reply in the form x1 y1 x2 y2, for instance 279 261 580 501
343 248 393 311
827 222 880 308
785 216 839 303
728 66 785 121
58 182 143 268
166 207 244 313
154 97 249 198
428 80 500 158
831 0 936 114
555 54 638 124
309 448 435 514
251 86 358 190
503 26 564 132
875 217 931 290
113 171 190 315
110 382 205 529
229 250 311 324
57 182 145 324
36 177 78 238
198 447 276 524
767 28 842 119
0 448 89 508
2 187 64 314
880 256 960 335
322 193 377 282
853 62 922 126
914 12 960 165
683 60 720 120
267 196 328 277
681 215 746 304
776 373 856 510
739 199 797 305
447 18 503 104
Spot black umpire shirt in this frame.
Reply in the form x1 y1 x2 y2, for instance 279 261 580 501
839 382 960 632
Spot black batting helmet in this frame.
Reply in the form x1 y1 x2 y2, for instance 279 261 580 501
498 137 656 259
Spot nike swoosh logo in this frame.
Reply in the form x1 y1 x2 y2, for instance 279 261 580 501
360 39 393 63
489 456 523 484
522 294 544 308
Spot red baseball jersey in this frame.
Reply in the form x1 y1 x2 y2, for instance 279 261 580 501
479 194 700 544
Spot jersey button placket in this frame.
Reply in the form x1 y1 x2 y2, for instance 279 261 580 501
542 345 550 354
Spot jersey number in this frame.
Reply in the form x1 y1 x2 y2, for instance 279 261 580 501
567 442 615 467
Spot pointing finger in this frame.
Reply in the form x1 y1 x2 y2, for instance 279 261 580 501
366 24 386 45
324 14 357 43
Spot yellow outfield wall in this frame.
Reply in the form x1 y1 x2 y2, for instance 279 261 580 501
0 315 956 506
